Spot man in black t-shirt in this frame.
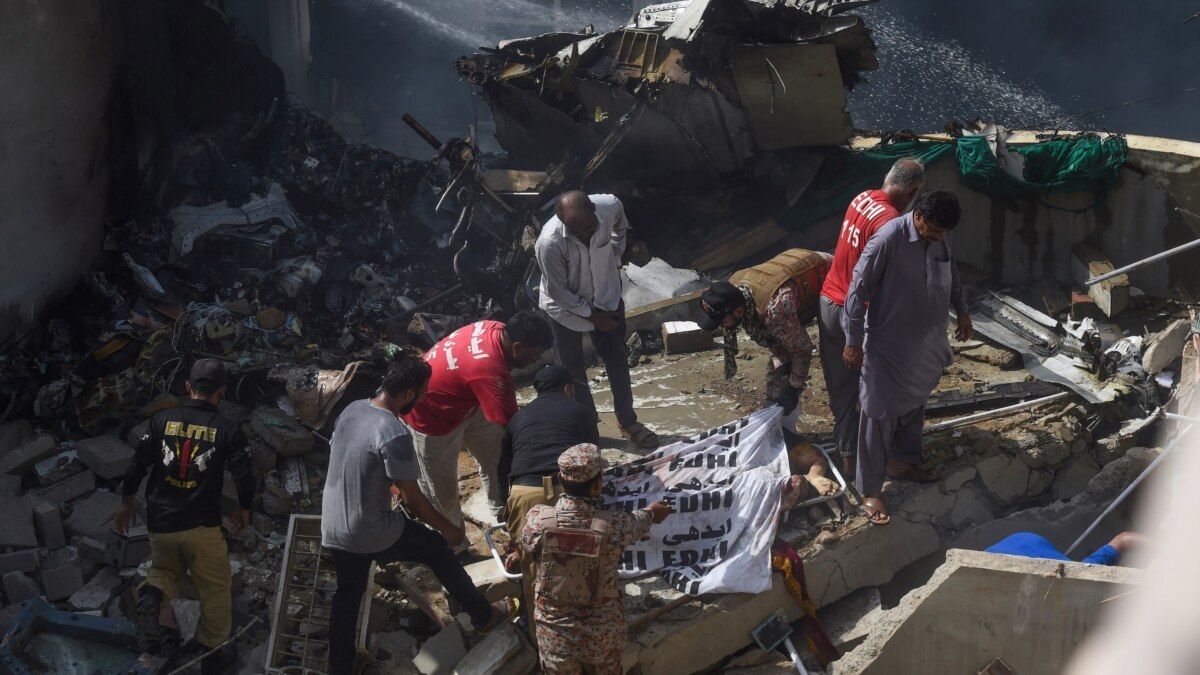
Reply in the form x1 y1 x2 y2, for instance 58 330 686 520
117 359 255 673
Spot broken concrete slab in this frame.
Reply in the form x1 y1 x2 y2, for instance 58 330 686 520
1072 245 1130 317
958 344 1019 369
41 560 84 601
0 549 39 576
1053 459 1100 501
946 486 994 530
63 490 121 540
35 469 97 504
817 587 883 654
805 517 940 609
32 500 65 549
0 496 38 549
453 623 536 675
2 571 40 604
1006 428 1070 469
0 435 58 477
76 434 135 479
413 623 466 675
976 453 1032 503
1142 318 1190 374
68 567 122 612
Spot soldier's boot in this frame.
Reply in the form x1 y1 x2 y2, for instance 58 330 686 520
135 585 163 653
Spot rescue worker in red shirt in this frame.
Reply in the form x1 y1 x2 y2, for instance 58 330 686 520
817 158 924 477
403 311 555 546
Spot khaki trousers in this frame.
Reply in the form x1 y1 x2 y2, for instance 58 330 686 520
411 408 506 530
506 478 562 639
146 526 232 649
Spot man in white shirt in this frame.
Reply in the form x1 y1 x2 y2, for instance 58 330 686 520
535 191 659 448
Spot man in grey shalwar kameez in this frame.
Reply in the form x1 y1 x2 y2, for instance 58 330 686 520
842 189 972 524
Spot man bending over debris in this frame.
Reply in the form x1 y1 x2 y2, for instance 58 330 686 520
819 158 925 478
536 191 659 448
116 358 255 674
322 356 518 675
986 531 1145 566
402 311 554 542
498 363 599 623
521 444 672 674
697 249 831 443
843 189 972 525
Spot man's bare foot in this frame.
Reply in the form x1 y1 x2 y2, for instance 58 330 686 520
804 473 839 496
862 497 890 525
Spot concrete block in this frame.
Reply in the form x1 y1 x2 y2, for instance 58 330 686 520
68 567 123 612
41 561 84 601
63 490 121 540
661 321 714 355
413 623 466 675
2 571 40 604
0 496 38 549
250 408 314 456
0 474 22 496
73 536 108 564
260 482 293 516
0 549 39 576
1032 278 1070 316
817 587 883 653
0 435 58 477
1071 245 1129 317
33 449 83 486
35 469 97 504
32 500 65 549
976 453 1031 503
454 623 536 675
804 517 940 608
77 435 135 480
106 525 151 568
1142 318 1190 374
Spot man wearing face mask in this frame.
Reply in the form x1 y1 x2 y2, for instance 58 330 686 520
843 189 973 526
696 249 831 444
535 191 659 449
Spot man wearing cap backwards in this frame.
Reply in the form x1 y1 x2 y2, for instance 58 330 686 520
521 444 672 674
843 189 972 525
536 190 659 449
116 358 256 674
697 249 831 442
497 364 599 621
322 356 518 674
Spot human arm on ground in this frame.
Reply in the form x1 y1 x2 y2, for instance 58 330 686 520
763 281 814 390
535 233 592 319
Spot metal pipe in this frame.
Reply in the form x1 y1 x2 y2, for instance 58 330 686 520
1064 424 1191 556
1086 213 1200 285
924 392 1072 434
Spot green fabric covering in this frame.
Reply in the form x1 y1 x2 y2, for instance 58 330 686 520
956 134 1128 199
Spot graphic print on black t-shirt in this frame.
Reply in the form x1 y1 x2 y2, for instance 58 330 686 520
155 419 219 490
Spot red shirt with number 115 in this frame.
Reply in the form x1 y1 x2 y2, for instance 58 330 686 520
820 189 900 306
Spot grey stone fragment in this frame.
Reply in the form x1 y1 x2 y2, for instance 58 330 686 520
454 623 535 675
413 623 466 675
68 567 123 611
76 435 135 480
0 496 38 549
35 469 96 504
0 474 21 496
0 435 58 477
63 490 121 540
42 561 84 601
33 450 83 486
32 500 65 549
0 549 39 576
2 571 40 604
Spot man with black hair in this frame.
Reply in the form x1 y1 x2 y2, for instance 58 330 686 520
323 356 518 675
843 189 973 525
497 363 598 622
117 358 255 674
403 311 554 538
536 191 659 449
521 444 671 674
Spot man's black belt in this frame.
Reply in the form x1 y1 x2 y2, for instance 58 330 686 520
511 474 560 488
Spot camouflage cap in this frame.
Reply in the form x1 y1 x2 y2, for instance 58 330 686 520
558 443 603 483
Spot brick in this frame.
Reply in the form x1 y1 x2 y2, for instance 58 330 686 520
77 435 135 480
0 497 38 549
0 435 58 477
2 571 40 604
63 490 121 540
35 470 96 504
0 550 39 576
68 568 121 611
32 500 65 549
41 562 84 601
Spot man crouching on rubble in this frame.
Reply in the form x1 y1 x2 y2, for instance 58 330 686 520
116 358 255 673
521 444 672 674
323 356 519 674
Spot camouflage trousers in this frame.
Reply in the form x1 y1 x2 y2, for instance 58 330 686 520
535 600 625 675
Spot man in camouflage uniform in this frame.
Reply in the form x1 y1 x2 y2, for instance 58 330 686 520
520 444 672 674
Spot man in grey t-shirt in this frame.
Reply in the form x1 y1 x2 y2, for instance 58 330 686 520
322 356 517 675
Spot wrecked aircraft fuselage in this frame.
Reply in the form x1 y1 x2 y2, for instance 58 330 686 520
454 0 879 193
